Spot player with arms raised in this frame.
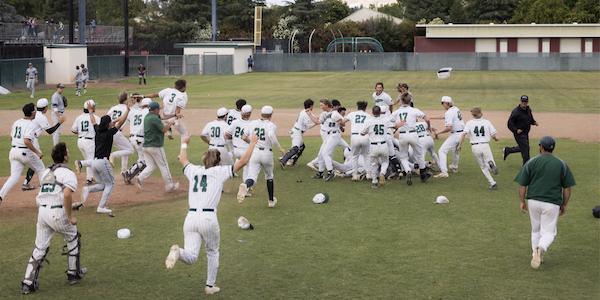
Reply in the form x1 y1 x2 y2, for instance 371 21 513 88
141 79 188 141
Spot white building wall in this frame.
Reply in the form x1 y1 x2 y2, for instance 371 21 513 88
182 45 254 74
475 39 496 52
517 38 538 53
43 46 87 85
585 38 593 52
560 38 581 53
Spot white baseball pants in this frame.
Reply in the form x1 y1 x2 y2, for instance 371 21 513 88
290 128 304 148
90 158 115 208
233 146 249 182
398 132 425 173
247 148 274 182
471 143 496 186
438 132 461 173
164 118 189 143
369 143 389 184
129 136 145 163
179 211 220 286
139 147 176 191
51 112 63 146
317 133 341 172
419 135 441 168
77 138 95 181
350 135 370 177
110 131 134 172
27 78 36 96
0 148 45 199
527 199 560 254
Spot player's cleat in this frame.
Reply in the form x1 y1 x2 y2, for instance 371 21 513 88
21 282 37 294
357 172 367 181
81 187 89 204
108 156 115 168
30 95 34 98
22 184 39 191
245 192 252 197
311 172 324 179
268 197 277 208
75 160 82 174
502 147 508 161
434 172 449 178
334 170 346 178
286 160 296 166
121 171 130 185
167 182 180 193
371 183 378 189
352 174 359 181
489 184 498 190
449 166 458 173
86 179 97 185
378 174 386 186
135 176 143 191
97 206 112 214
406 172 413 186
237 183 247 204
324 171 335 182
166 131 174 140
165 245 180 269
531 246 545 269
489 161 499 175
205 286 221 295
278 158 285 170
306 162 318 172
83 89 87 94
365 173 372 180
67 268 87 284
421 172 433 183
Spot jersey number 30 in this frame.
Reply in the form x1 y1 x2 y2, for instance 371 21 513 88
193 175 207 192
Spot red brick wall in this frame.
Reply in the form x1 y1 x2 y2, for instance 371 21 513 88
414 37 476 52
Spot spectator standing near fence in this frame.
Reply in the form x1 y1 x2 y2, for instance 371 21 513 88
138 63 146 85
247 55 253 72
25 63 38 99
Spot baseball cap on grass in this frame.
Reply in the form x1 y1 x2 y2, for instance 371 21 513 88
521 95 529 102
37 98 48 108
238 216 254 230
149 102 161 110
84 100 95 109
261 105 273 114
217 107 228 117
241 104 252 113
312 193 329 204
538 135 555 150
435 195 449 204
117 228 131 239
440 96 452 103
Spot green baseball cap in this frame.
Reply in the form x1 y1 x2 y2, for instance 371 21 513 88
149 102 161 111
538 136 555 150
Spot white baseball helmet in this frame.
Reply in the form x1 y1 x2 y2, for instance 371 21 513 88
117 228 131 239
435 196 449 204
238 216 254 230
312 193 329 204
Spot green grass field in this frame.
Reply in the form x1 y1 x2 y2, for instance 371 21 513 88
0 71 599 299
0 71 599 113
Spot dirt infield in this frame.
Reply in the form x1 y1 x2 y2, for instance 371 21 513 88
0 108 597 212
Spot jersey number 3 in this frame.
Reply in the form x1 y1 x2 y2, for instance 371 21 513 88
193 175 207 192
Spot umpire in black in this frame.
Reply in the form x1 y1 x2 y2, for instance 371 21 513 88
503 95 539 165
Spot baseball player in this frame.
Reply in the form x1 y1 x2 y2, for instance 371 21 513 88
122 97 152 184
343 101 371 180
20 142 87 294
306 100 350 171
391 92 433 185
237 106 285 207
165 133 259 295
393 83 413 107
0 103 46 208
81 102 131 213
71 100 101 185
415 121 441 172
50 83 66 145
279 99 316 169
106 91 135 174
26 62 38 98
138 62 146 85
81 64 89 94
332 147 368 178
202 108 235 166
457 107 500 190
373 83 402 178
226 99 246 156
22 98 66 190
72 65 83 96
225 104 252 189
361 106 398 188
134 102 179 193
141 79 188 141
431 96 465 178
309 99 345 182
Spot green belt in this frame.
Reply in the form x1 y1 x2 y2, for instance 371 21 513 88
41 205 63 209
371 141 386 145
399 130 416 134
351 133 359 135
258 147 272 151
293 127 305 133
189 208 214 212
210 144 226 147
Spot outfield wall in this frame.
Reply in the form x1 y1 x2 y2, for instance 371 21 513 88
254 52 600 72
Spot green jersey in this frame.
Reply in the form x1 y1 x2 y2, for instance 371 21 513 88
514 154 576 206
143 113 165 147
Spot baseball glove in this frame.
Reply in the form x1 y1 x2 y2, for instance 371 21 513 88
71 202 84 210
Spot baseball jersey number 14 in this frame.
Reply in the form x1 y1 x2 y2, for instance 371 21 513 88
193 175 207 192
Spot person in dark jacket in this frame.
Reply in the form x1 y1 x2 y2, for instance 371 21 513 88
503 95 538 165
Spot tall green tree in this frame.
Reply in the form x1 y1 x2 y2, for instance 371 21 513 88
377 2 404 19
45 0 97 24
448 0 469 23
403 0 448 22
510 0 536 23
526 0 569 23
4 0 45 18
317 0 350 24
93 0 145 25
466 0 520 22
566 0 600 23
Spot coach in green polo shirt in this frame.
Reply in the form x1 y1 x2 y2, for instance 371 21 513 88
514 135 576 270
135 102 180 193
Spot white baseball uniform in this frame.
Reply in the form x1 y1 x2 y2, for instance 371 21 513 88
333 147 367 176
71 112 101 181
438 106 465 174
107 103 134 172
226 109 241 126
23 166 81 286
245 119 279 183
344 110 371 177
416 122 441 168
308 111 349 168
373 91 393 116
317 110 343 173
176 163 234 287
202 120 234 166
463 118 498 186
391 105 427 174
159 88 188 141
32 111 51 151
291 109 313 148
0 118 45 200
226 118 250 181
127 105 149 163
361 116 394 184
